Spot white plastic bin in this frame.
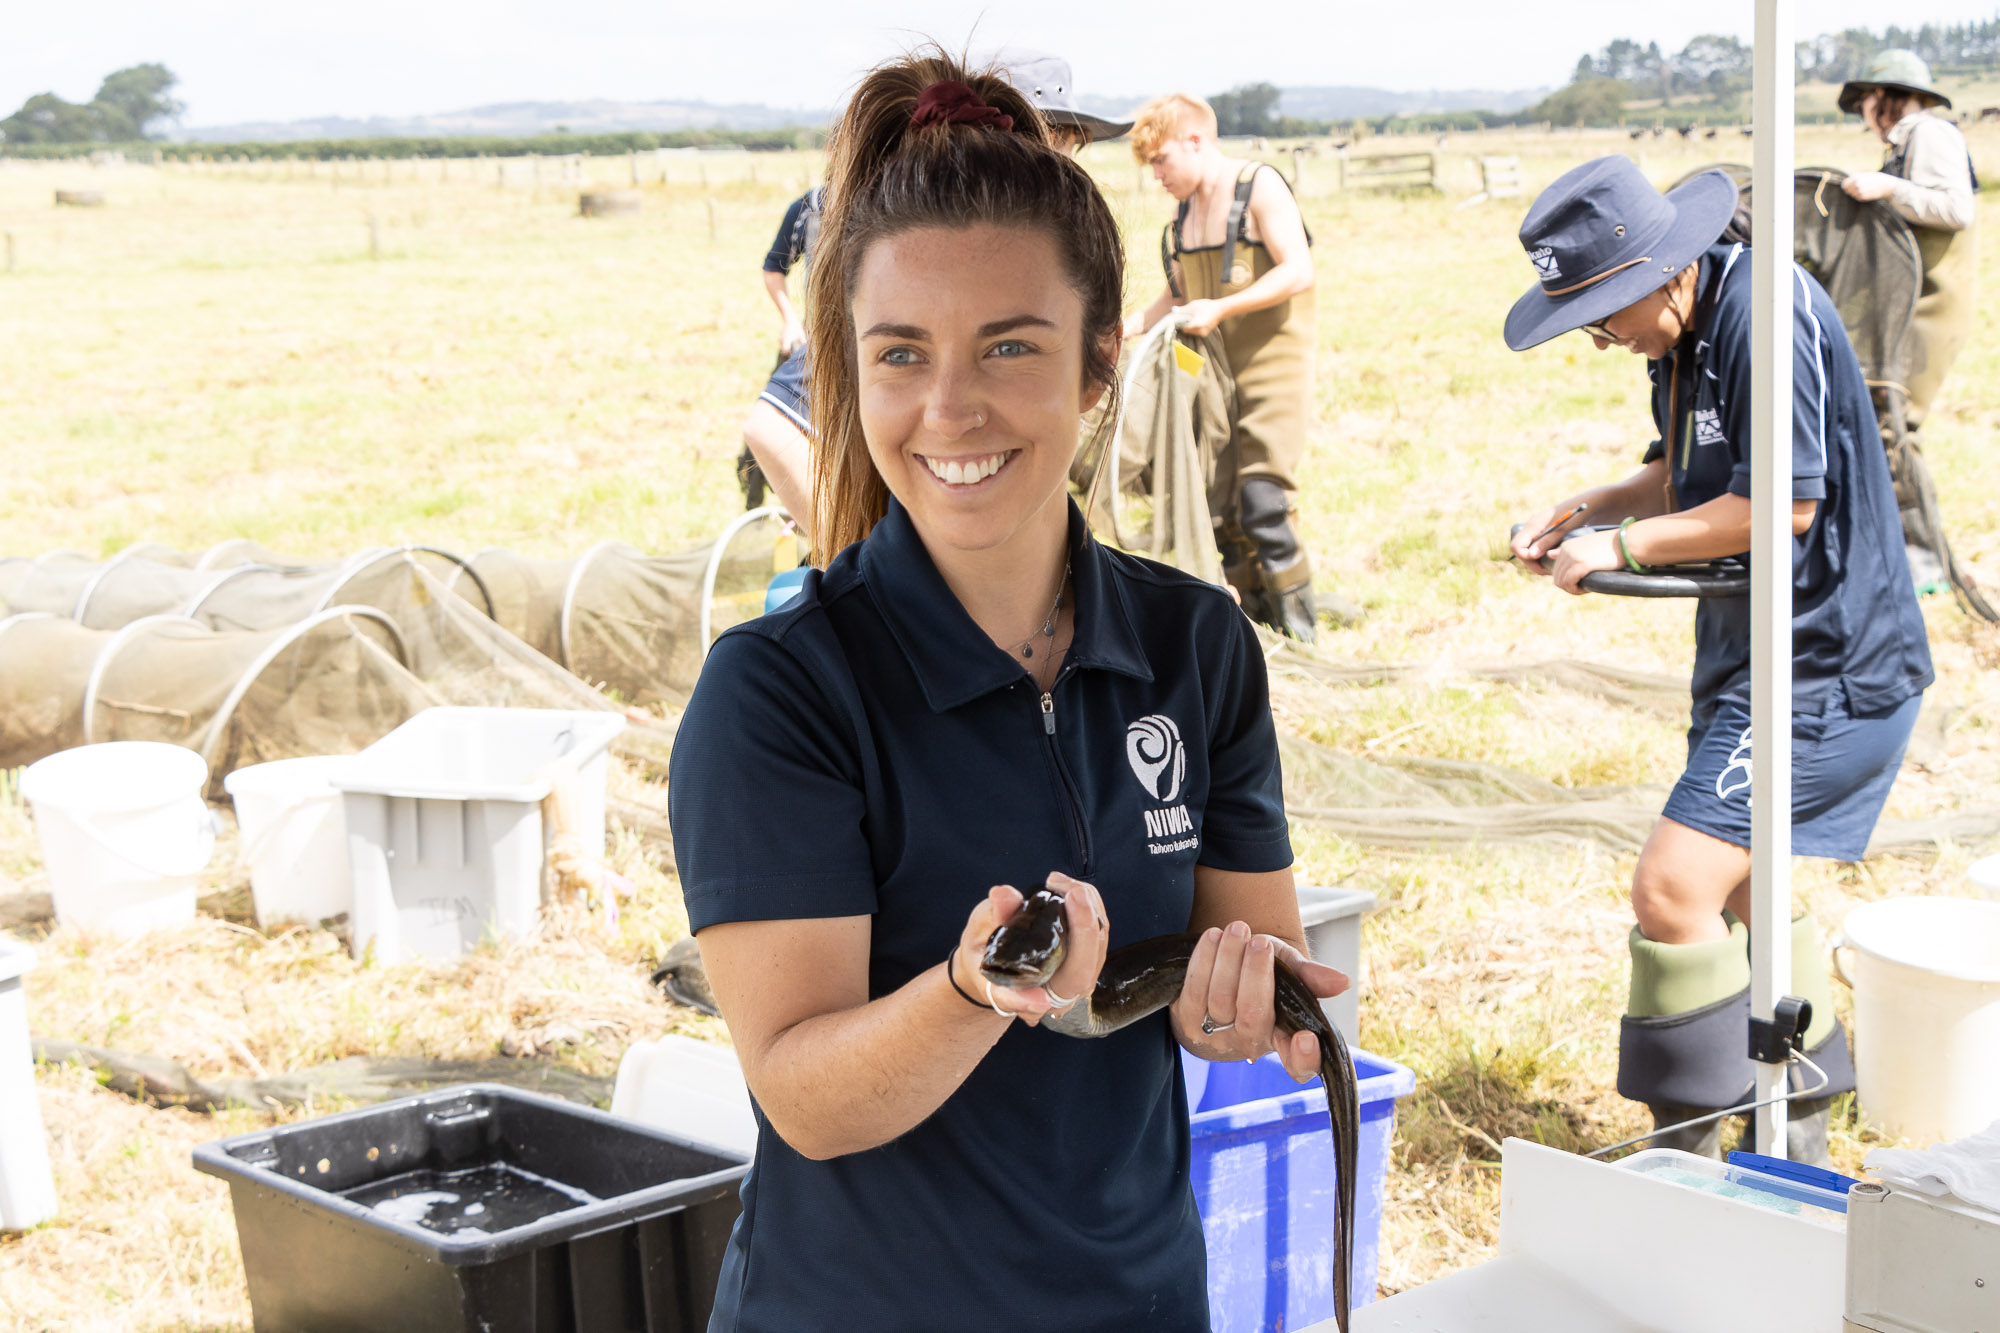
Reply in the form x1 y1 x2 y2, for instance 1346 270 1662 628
333 708 625 963
21 742 215 938
1834 896 2000 1145
1297 883 1376 1043
223 756 354 929
610 1035 758 1158
0 938 58 1230
1968 853 2000 901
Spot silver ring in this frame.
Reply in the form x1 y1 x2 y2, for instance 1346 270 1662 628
974 411 985 428
983 980 1010 1019
1044 984 1078 1007
1201 1014 1235 1036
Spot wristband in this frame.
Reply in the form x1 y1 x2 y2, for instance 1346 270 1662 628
944 947 991 1012
1618 518 1651 574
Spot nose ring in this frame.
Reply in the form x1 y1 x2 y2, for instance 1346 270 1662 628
974 411 986 429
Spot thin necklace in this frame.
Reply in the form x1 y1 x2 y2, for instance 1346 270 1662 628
1010 559 1071 663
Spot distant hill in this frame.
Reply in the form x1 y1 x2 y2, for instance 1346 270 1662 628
174 98 832 143
178 84 1549 143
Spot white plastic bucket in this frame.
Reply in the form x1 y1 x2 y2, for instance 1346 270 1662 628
223 756 354 930
0 938 58 1230
1968 853 2000 901
21 742 215 938
1834 896 2000 1145
610 1035 758 1157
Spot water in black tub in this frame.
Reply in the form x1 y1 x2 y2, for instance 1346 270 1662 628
342 1163 599 1238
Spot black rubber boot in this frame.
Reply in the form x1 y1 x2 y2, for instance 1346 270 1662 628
1620 989 1755 1159
737 445 768 509
1240 479 1324 641
1643 1103 1728 1158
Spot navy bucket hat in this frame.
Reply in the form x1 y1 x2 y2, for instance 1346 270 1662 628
1504 156 1738 351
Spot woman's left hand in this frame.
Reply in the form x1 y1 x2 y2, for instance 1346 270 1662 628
1172 922 1350 1083
1548 527 1622 595
1842 172 1899 203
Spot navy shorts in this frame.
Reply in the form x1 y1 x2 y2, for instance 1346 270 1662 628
757 343 810 434
1660 686 1921 861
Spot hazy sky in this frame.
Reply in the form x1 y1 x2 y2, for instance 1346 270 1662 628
8 1 2000 126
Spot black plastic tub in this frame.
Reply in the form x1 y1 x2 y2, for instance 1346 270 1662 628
193 1082 750 1333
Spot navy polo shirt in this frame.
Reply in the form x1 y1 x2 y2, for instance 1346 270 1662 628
668 496 1292 1333
1642 241 1932 727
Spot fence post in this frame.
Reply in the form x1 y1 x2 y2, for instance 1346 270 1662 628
368 214 382 259
706 197 718 244
4 232 13 274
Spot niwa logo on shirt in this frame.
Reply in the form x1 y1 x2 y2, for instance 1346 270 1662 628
1126 715 1196 854
1694 408 1727 448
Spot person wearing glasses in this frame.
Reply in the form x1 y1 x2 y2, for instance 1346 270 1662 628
1502 156 1932 1164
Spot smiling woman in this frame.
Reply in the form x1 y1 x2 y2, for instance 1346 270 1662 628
666 44 1345 1333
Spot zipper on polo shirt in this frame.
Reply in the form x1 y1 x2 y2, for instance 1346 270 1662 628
1032 676 1091 872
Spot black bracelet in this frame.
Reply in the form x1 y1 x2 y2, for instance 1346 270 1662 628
944 947 990 1011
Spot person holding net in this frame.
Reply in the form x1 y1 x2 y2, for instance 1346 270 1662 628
668 49 1343 1331
1124 93 1352 641
1502 156 1932 1163
1837 48 1979 597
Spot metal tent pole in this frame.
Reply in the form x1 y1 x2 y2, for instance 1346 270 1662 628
1750 0 1796 1159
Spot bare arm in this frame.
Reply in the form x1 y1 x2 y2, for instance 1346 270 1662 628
763 270 806 355
698 874 1107 1161
1509 458 1675 568
1218 169 1316 319
1548 493 1818 595
1170 865 1349 1083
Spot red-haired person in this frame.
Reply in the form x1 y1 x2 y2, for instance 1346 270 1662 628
669 50 1343 1332
1125 93 1352 640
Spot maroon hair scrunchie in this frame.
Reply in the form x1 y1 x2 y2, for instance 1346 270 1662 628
910 80 1015 132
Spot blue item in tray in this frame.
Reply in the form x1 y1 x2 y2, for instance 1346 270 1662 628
1726 1150 1861 1210
1184 1046 1416 1333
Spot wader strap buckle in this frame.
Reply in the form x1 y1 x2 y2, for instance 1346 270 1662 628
1219 163 1259 292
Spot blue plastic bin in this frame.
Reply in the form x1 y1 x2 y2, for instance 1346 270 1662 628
1184 1046 1415 1333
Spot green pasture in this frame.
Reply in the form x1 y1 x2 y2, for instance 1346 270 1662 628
3 126 2000 1325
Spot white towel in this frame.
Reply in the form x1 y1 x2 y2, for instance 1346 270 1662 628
1864 1118 2000 1213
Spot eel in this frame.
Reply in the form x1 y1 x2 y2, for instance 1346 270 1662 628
981 883 1359 1333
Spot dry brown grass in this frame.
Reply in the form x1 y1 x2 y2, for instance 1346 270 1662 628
3 127 1998 1327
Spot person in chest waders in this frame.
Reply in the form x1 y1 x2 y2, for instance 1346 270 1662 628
1125 94 1354 642
1837 48 1979 596
1504 157 1934 1164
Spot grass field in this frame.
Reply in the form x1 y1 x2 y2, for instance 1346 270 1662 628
4 125 2000 1328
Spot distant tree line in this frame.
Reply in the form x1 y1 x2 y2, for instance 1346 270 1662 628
1208 83 1331 138
1797 19 2000 82
0 64 182 144
134 128 825 161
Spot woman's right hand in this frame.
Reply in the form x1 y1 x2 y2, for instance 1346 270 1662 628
1508 504 1578 573
953 872 1108 1027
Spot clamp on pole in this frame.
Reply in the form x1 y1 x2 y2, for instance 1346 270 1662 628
1748 994 1812 1065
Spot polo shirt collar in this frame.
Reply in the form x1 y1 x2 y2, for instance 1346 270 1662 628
858 497 1154 713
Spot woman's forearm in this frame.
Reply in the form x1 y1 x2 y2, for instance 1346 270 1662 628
1557 461 1673 526
1622 493 1817 566
1217 255 1314 319
747 961 1009 1160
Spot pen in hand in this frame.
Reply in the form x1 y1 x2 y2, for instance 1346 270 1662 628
1524 503 1588 557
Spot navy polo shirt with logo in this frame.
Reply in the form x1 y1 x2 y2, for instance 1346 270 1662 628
1642 241 1932 728
668 496 1292 1333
